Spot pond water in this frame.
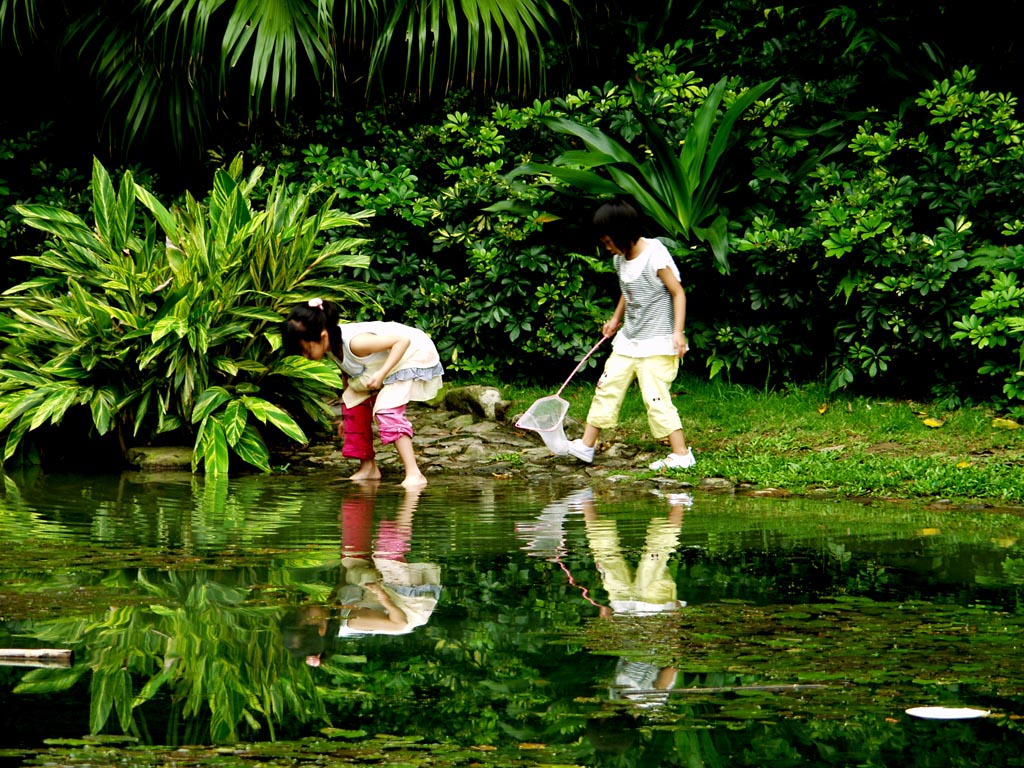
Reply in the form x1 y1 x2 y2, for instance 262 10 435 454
2 470 1024 766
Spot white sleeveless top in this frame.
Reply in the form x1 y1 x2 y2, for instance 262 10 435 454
612 238 681 358
330 321 444 412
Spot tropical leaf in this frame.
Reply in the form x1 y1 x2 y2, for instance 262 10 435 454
270 356 344 388
133 183 177 239
13 667 87 695
89 387 119 435
89 669 116 735
232 424 272 472
221 0 334 113
360 0 561 98
241 396 308 444
221 399 248 446
29 384 83 430
198 415 231 475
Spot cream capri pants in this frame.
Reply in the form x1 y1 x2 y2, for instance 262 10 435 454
586 352 682 439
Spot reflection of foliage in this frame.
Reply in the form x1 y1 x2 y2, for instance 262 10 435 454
6 486 1024 766
1000 556 1024 586
14 570 327 743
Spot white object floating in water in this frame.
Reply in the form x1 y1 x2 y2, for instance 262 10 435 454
905 706 991 720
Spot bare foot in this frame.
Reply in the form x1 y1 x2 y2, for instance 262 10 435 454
349 468 382 481
401 472 428 488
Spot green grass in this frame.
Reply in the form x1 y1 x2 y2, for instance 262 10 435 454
500 375 1024 504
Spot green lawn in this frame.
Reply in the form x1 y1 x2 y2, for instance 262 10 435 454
501 375 1024 503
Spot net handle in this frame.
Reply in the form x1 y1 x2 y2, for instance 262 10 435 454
555 335 608 396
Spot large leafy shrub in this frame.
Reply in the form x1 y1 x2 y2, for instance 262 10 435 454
513 73 778 272
0 156 372 473
247 94 616 381
244 46 780 381
727 67 1024 400
952 245 1024 416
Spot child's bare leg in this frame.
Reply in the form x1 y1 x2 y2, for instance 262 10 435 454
667 429 689 455
581 424 602 448
341 400 378 480
394 435 427 488
349 459 381 481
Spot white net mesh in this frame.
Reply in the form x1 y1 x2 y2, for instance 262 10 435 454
515 395 571 455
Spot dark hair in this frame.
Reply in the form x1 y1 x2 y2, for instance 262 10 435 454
592 199 642 251
282 300 342 356
280 606 336 660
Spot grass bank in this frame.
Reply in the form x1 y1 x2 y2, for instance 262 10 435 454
500 375 1024 504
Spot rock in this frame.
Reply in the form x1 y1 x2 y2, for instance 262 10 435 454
445 414 477 430
747 487 791 498
461 443 493 461
444 385 511 421
698 477 735 492
271 391 735 498
126 446 194 470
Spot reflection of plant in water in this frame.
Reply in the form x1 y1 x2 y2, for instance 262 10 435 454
1000 556 1024 585
14 569 328 743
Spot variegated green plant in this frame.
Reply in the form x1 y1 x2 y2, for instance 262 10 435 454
0 155 373 474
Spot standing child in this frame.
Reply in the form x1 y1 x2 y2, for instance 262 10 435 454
566 200 696 470
282 300 443 487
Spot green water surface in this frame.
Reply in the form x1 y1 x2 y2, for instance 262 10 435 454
2 470 1023 766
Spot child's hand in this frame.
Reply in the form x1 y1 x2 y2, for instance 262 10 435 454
674 332 688 357
364 581 386 599
602 318 621 338
350 372 384 392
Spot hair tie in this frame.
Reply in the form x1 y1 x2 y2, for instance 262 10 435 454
308 298 323 309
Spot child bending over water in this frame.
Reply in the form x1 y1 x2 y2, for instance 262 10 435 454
282 299 443 487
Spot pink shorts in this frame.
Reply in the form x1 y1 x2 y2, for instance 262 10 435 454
340 397 413 460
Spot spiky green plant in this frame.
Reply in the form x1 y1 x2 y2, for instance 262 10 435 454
0 0 570 155
514 76 777 272
0 155 372 474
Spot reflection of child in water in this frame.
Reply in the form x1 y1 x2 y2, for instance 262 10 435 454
516 488 689 616
281 485 441 667
516 488 689 708
583 491 687 707
582 492 688 618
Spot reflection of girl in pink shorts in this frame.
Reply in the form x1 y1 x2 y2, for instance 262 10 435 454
283 300 443 488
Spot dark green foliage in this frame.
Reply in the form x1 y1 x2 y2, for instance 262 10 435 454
246 93 617 381
726 67 1024 404
5 0 1024 426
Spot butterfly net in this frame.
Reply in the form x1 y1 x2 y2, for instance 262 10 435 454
515 394 571 455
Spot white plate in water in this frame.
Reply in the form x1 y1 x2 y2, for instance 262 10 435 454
905 706 991 720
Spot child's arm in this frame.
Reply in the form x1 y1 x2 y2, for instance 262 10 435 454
355 582 410 630
602 295 626 338
348 332 411 389
657 267 688 356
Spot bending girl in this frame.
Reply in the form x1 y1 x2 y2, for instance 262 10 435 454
282 299 443 487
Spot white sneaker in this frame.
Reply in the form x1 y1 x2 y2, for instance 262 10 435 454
649 448 696 470
566 438 595 464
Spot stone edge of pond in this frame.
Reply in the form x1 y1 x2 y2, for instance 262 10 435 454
124 385 1024 513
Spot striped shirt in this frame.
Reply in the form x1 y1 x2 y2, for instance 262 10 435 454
612 238 681 358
